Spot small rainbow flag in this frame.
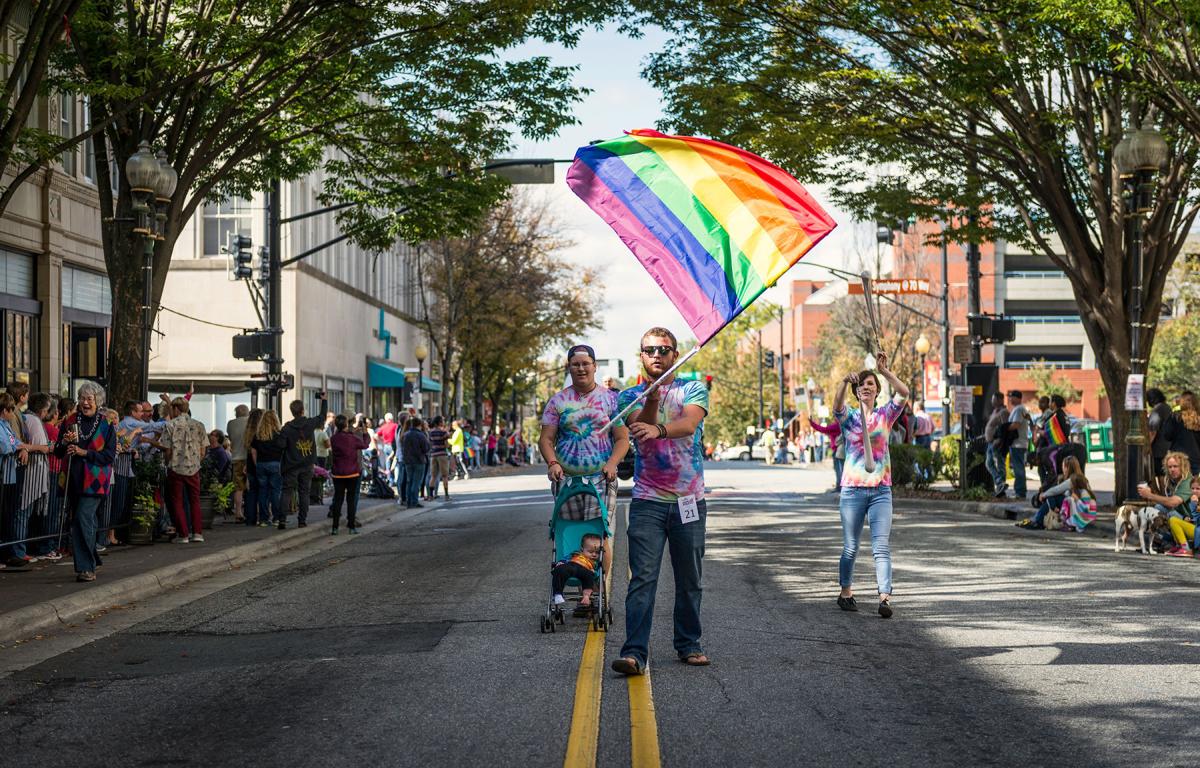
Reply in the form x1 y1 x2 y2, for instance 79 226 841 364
567 130 836 344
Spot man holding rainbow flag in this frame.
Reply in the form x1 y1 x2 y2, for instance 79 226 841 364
567 129 838 670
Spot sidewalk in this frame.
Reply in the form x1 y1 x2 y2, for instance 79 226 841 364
0 495 403 647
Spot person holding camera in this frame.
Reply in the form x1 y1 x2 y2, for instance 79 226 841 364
278 390 328 529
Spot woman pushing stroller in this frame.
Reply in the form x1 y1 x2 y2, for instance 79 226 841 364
538 345 630 555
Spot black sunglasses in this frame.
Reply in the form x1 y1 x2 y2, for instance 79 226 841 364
641 345 675 356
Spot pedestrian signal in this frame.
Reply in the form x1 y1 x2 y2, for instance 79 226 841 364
705 374 713 391
764 350 775 368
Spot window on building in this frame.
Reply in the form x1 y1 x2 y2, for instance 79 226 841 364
5 311 36 387
61 267 112 314
325 377 344 416
59 92 75 174
301 374 323 420
0 248 35 298
1004 346 1083 370
202 198 252 257
81 99 94 184
347 380 363 416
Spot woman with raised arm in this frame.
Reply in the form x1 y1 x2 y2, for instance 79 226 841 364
831 352 910 619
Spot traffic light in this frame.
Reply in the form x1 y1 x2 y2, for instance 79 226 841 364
258 247 270 283
705 374 713 391
232 234 253 279
764 350 775 368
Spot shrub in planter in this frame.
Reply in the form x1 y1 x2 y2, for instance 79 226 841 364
890 443 942 490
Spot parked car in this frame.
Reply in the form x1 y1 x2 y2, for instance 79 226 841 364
716 440 798 463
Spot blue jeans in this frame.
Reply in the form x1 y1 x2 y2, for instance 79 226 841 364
10 503 33 559
620 498 706 667
833 457 844 487
1032 494 1065 526
986 445 1005 488
256 461 282 524
404 462 426 506
1008 447 1027 497
70 496 103 574
838 486 894 595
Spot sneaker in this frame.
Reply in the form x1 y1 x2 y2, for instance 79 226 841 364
1167 546 1192 558
95 546 107 554
175 536 190 544
76 571 96 582
41 551 62 562
191 534 205 543
257 521 269 527
331 528 339 535
277 521 287 530
994 483 1008 498
348 527 358 534
297 521 307 528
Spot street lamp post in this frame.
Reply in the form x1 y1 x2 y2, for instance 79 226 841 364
414 343 428 417
915 333 931 407
125 140 177 399
1115 116 1168 504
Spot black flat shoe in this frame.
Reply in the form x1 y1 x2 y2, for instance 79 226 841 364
837 596 858 612
878 599 893 619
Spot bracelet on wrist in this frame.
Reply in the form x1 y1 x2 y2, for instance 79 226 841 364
657 423 668 439
548 460 561 467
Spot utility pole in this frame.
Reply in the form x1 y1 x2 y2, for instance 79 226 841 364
267 178 283 416
757 330 764 430
941 221 951 413
778 305 786 430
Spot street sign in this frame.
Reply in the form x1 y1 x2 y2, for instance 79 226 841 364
952 385 974 415
952 334 971 364
847 278 930 295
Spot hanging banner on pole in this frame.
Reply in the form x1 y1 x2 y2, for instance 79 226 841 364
1125 374 1145 411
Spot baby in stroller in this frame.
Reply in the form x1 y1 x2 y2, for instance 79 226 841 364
552 533 604 617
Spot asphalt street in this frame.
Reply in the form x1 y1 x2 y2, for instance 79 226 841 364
1 461 1198 768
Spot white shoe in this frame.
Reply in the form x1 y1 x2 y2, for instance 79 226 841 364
175 537 190 544
191 534 205 543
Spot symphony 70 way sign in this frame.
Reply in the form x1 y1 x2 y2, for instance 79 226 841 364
847 279 930 295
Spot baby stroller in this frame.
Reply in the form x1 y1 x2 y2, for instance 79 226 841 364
541 476 613 633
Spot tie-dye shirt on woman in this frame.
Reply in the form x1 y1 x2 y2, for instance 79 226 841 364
836 396 905 487
541 386 621 476
618 379 709 502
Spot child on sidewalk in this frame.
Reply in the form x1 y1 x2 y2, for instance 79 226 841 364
552 533 604 617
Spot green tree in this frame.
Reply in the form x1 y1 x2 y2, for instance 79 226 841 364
1019 360 1083 403
697 303 780 445
53 0 611 405
1148 314 1200 395
636 0 1200 487
0 0 86 211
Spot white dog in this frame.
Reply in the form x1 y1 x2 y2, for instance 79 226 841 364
1114 504 1167 554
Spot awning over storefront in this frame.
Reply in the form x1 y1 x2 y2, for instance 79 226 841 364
367 359 443 392
368 359 408 389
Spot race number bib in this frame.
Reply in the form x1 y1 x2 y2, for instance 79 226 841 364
678 494 700 524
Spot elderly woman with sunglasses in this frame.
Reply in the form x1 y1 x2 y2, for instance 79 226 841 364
539 344 630 608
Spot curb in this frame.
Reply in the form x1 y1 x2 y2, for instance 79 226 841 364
0 499 404 647
891 497 1117 536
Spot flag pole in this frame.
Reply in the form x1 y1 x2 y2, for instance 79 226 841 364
597 345 702 434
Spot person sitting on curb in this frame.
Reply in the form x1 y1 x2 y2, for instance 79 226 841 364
1161 477 1200 554
1139 451 1195 556
1017 455 1089 530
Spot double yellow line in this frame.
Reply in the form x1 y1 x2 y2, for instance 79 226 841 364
562 628 661 768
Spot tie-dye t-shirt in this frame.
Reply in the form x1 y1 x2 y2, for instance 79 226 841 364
541 385 621 476
618 379 709 502
836 397 905 487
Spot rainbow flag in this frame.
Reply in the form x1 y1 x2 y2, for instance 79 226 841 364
567 130 836 344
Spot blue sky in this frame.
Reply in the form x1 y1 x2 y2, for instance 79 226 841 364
507 26 864 380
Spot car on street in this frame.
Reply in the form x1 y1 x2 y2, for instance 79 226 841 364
716 441 798 463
